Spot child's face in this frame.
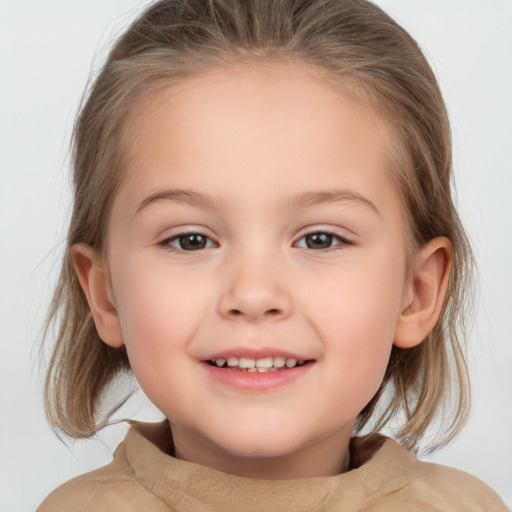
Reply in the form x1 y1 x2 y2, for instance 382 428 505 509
103 63 412 473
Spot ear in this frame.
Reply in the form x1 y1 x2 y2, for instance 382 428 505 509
394 237 452 349
71 243 124 348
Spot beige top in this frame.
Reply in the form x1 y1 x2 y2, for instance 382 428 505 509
38 421 507 511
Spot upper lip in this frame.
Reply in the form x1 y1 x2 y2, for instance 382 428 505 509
203 347 313 361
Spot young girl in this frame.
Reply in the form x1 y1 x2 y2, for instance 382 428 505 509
37 0 508 510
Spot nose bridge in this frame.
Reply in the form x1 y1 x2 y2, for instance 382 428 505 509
217 241 292 322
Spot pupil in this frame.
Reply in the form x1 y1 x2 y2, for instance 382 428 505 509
306 233 332 249
180 234 206 250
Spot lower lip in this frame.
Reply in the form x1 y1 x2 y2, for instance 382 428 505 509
201 362 313 392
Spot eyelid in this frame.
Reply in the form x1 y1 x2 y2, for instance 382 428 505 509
156 225 354 252
158 227 219 252
292 227 354 250
293 224 354 240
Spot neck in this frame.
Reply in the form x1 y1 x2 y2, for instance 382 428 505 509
170 423 353 480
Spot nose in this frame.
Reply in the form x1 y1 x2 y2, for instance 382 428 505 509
217 256 292 322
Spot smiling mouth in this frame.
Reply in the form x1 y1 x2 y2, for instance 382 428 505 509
206 356 310 372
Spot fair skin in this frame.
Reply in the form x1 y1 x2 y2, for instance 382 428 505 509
72 62 451 480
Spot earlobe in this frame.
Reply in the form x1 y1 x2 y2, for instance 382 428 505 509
394 237 452 349
71 243 124 348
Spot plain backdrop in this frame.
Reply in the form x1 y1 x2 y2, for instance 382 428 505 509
1 1 511 510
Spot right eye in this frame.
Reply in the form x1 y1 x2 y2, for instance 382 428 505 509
161 233 216 251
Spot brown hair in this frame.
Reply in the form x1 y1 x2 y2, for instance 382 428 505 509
44 0 473 451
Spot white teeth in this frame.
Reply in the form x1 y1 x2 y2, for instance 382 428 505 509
273 356 285 368
255 357 273 368
239 358 256 368
213 356 305 370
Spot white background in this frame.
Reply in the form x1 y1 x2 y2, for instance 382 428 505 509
0 1 511 510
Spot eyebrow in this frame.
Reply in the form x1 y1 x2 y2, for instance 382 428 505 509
286 190 380 216
136 188 380 216
136 189 223 214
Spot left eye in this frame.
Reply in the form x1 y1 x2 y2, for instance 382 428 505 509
295 232 348 250
163 233 216 251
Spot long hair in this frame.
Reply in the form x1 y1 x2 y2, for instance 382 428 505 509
44 0 473 451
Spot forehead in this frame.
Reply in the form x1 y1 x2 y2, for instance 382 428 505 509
114 61 400 217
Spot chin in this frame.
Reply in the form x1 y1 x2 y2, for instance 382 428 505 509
208 421 310 459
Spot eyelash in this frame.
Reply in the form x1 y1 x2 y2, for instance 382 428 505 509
159 232 217 252
158 230 352 253
294 231 352 251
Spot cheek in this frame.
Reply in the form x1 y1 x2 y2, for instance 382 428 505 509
110 262 212 413
111 259 210 363
302 253 405 398
306 251 405 336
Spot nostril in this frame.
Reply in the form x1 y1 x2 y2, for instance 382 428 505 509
228 308 281 317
